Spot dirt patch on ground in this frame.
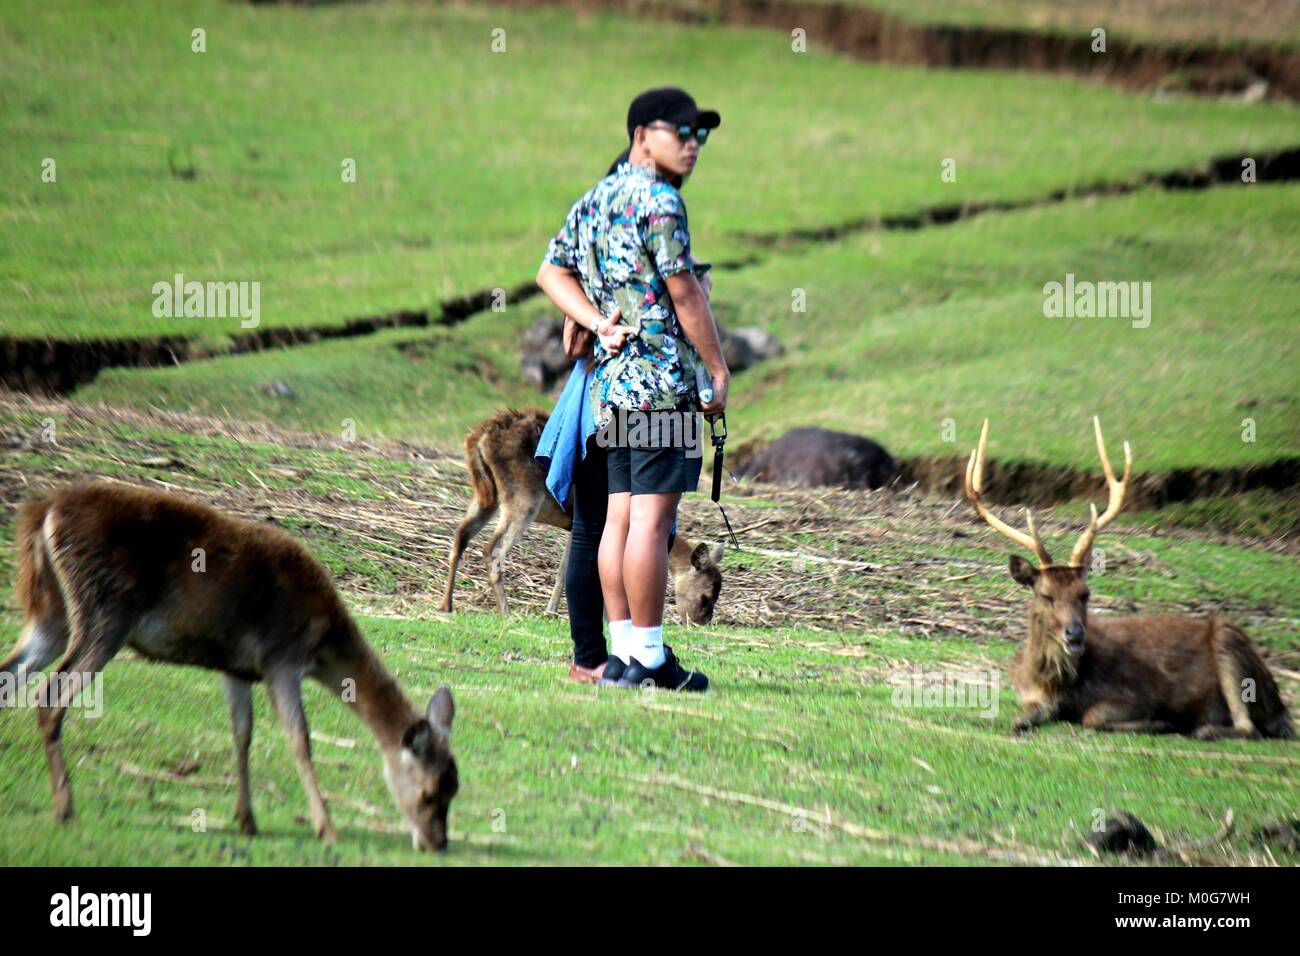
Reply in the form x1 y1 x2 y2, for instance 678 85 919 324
5 138 1295 397
728 431 1300 508
481 0 1300 100
898 454 1300 509
1 281 540 397
737 146 1300 250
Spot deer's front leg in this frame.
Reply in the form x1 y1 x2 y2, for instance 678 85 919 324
267 670 336 843
1012 702 1057 735
1082 703 1175 735
223 675 257 836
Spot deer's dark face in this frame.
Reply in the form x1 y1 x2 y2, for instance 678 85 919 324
384 686 458 852
1009 556 1091 656
675 542 724 625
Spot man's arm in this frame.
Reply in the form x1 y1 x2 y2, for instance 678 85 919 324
537 262 631 356
667 271 729 414
536 262 606 333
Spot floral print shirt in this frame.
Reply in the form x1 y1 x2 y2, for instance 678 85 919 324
543 161 704 429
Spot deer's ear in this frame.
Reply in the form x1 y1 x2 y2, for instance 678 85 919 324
403 719 433 755
1008 554 1038 587
690 542 712 571
708 542 724 566
427 686 455 736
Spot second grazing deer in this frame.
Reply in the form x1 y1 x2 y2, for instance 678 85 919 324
2 482 460 850
440 407 724 623
964 418 1292 740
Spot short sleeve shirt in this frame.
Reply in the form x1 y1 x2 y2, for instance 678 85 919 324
543 161 704 429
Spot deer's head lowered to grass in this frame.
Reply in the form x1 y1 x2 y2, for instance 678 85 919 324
964 415 1130 657
381 686 459 851
442 407 726 625
3 482 461 849
673 541 724 625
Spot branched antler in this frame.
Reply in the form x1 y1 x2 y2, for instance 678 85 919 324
963 419 1054 567
1068 416 1132 567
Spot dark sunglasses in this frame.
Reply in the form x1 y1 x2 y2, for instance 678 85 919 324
647 122 711 145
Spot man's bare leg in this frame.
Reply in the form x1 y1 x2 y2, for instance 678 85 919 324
624 492 680 627
599 491 632 622
615 488 706 690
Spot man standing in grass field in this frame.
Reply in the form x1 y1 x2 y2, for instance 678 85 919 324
536 87 729 691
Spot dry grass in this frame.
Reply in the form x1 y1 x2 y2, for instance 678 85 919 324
3 391 1293 651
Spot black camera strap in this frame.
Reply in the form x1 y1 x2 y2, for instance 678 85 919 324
707 413 740 551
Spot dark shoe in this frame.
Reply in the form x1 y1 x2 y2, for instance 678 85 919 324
568 660 607 684
618 646 708 692
597 655 628 686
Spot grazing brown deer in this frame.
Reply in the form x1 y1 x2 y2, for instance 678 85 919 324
440 407 724 623
2 482 460 850
964 418 1292 740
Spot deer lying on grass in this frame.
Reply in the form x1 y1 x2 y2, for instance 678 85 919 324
965 418 1292 740
2 482 459 850
440 407 724 623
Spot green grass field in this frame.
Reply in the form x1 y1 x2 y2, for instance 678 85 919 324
80 184 1300 474
0 402 1295 866
722 183 1300 471
649 0 1300 47
3 0 1299 340
3 613 1294 867
833 0 1300 47
1 0 1297 868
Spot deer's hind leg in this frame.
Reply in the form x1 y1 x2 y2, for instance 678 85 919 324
266 668 335 843
223 675 257 836
34 607 129 822
1 615 68 709
1191 723 1256 741
1204 622 1267 739
441 498 496 612
4 522 70 706
483 499 542 615
35 517 131 820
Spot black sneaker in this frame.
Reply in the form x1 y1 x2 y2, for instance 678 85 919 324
618 646 708 692
597 655 628 686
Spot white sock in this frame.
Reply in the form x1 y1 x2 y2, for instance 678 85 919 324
631 624 666 670
609 619 633 664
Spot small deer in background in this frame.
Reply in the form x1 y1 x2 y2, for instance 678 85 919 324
964 418 1292 740
440 407 724 622
3 482 459 850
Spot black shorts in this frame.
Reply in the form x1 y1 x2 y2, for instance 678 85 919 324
607 443 704 496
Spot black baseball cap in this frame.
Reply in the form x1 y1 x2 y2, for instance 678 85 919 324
626 87 721 141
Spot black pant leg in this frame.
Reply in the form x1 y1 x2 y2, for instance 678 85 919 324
567 437 608 668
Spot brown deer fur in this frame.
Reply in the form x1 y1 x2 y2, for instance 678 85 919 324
1007 558 1292 739
3 481 459 850
966 419 1292 740
440 407 724 623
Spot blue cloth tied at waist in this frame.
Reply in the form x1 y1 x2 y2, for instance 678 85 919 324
534 359 680 538
535 359 597 512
